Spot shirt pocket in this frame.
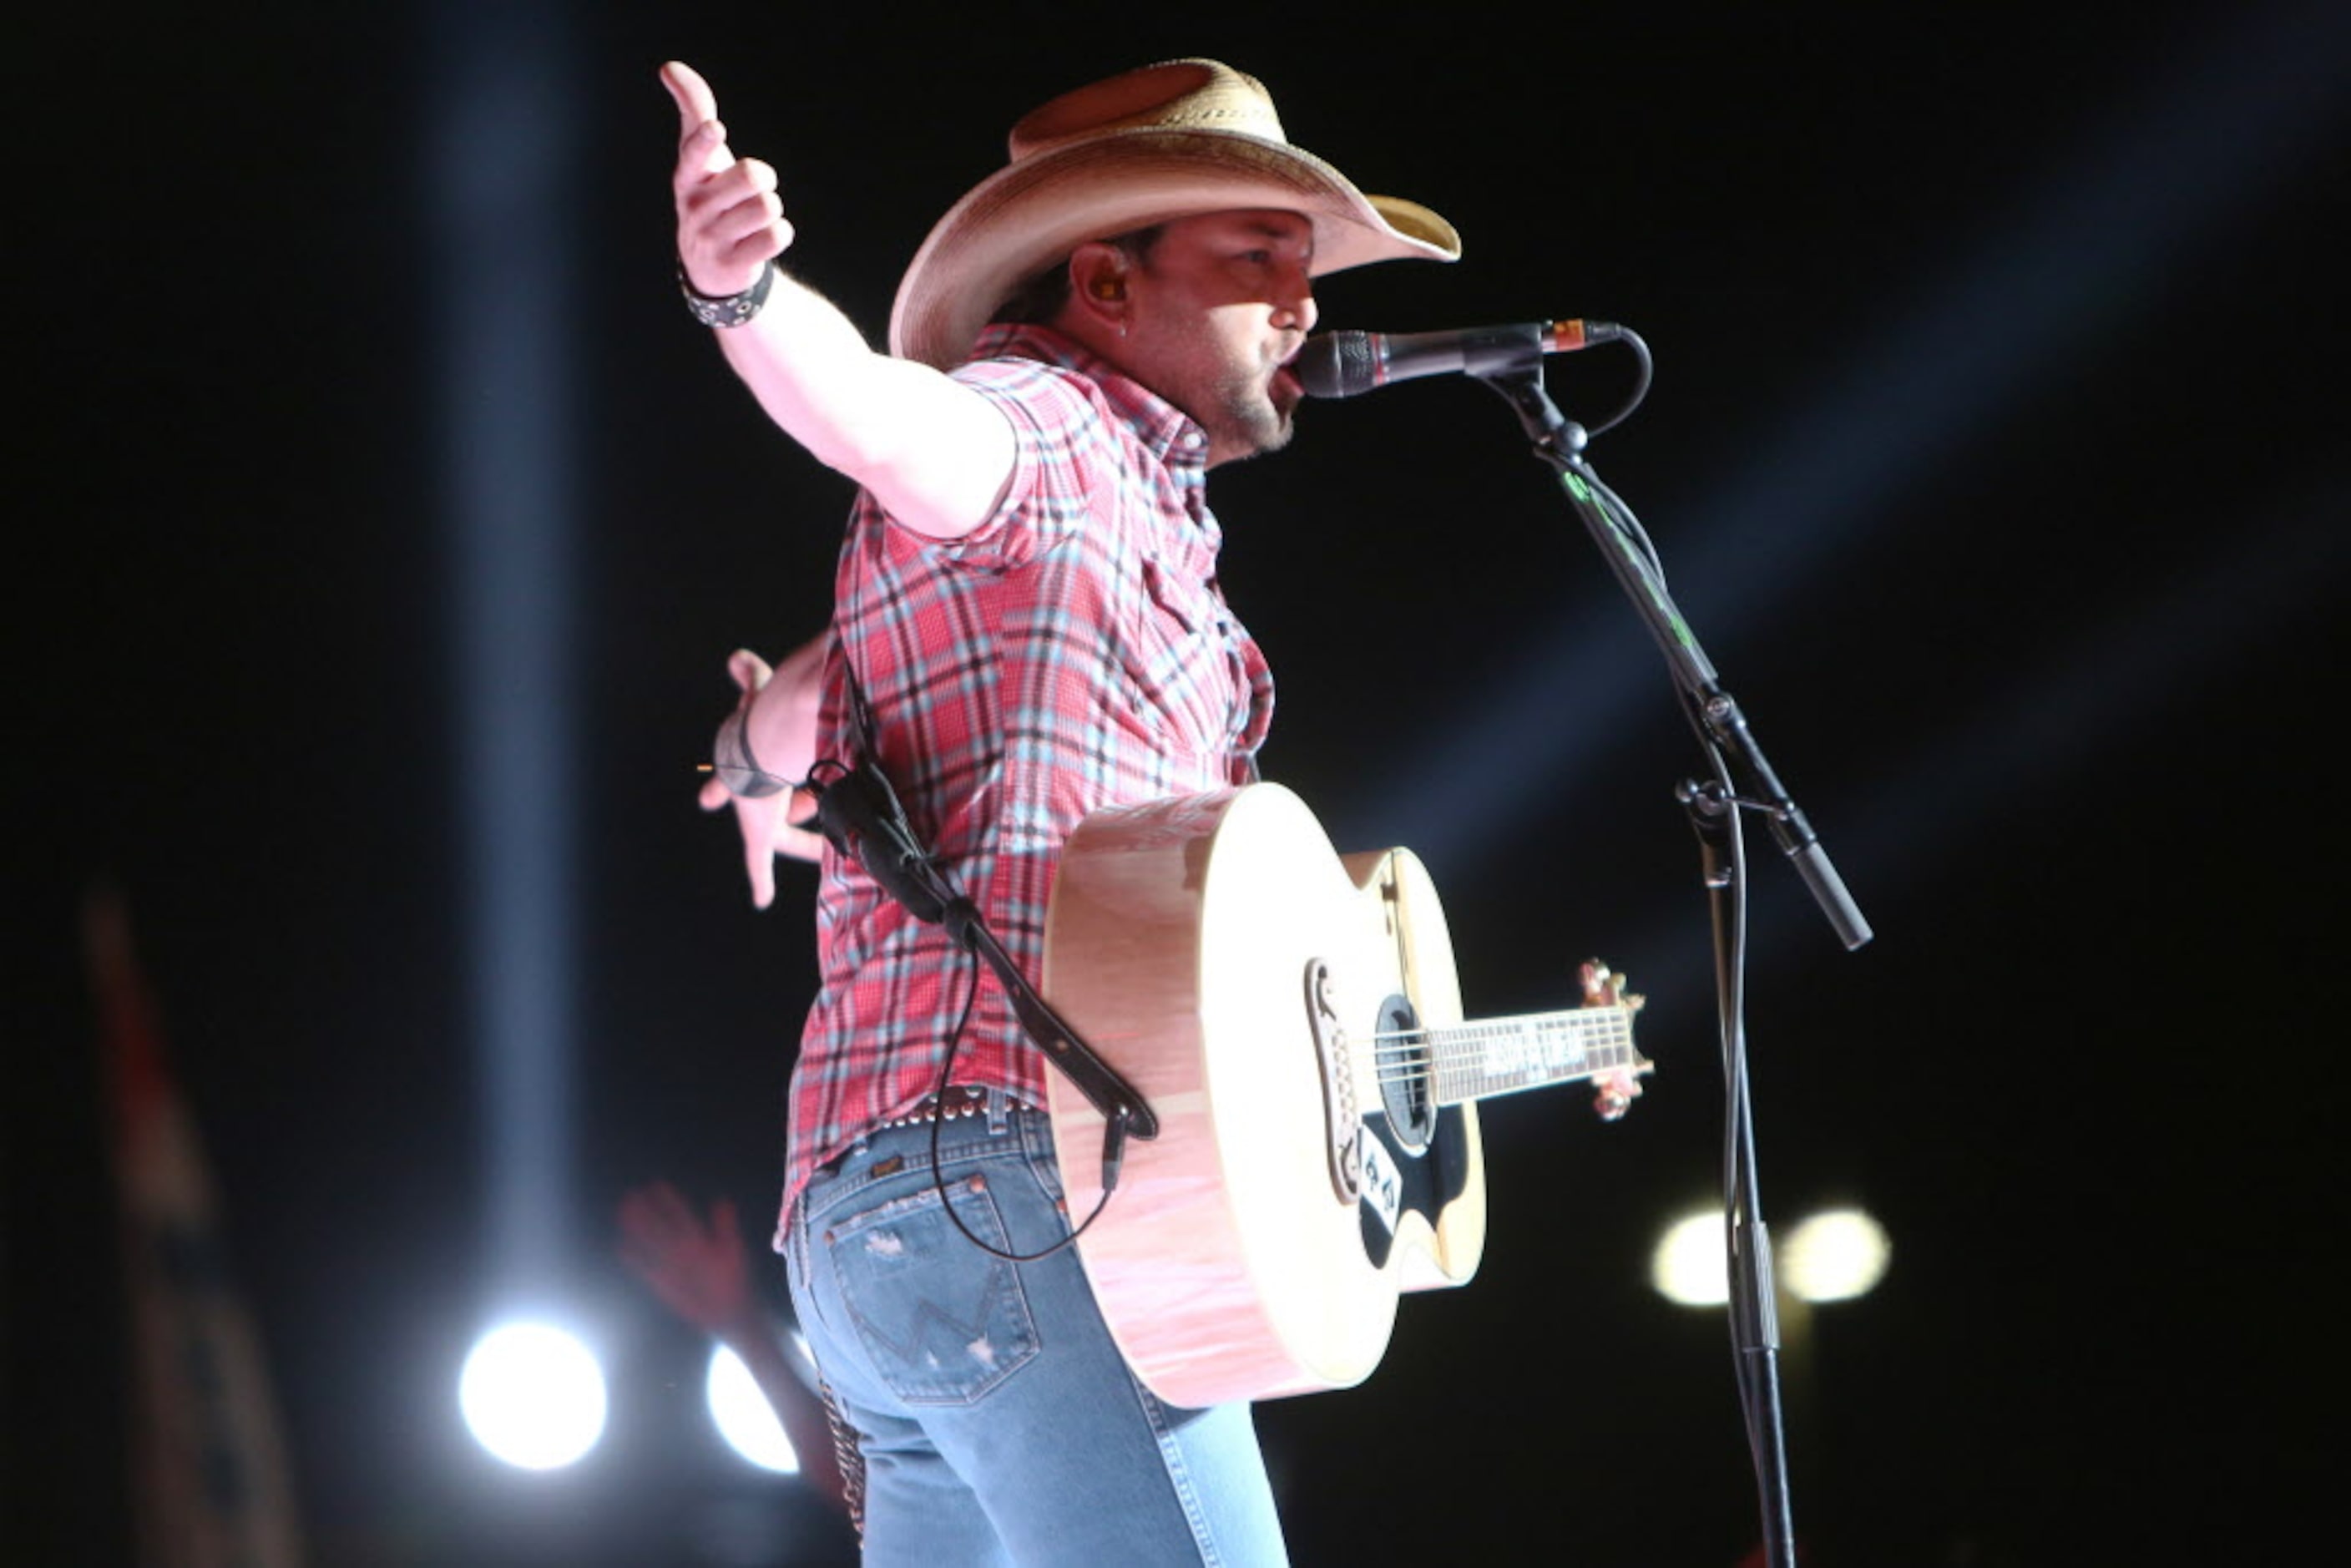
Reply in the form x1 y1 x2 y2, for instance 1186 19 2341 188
1119 554 1235 758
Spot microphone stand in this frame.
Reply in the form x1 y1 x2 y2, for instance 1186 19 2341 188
1473 351 1871 1568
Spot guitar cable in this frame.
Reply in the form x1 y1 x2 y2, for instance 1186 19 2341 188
923 946 1125 1264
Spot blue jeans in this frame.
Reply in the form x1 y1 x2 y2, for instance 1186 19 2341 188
784 1100 1289 1567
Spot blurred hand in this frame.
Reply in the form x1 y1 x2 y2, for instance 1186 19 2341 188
616 1181 752 1334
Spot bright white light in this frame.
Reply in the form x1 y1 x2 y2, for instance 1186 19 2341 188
1651 1211 1729 1307
706 1343 799 1474
459 1323 607 1469
1651 1207 1893 1308
1782 1208 1892 1302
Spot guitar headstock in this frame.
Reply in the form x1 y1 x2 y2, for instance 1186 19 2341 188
1578 959 1644 1014
1579 959 1651 1122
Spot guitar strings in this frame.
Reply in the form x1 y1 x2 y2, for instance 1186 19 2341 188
1364 1011 1634 1042
1363 1054 1643 1090
1363 1053 1636 1090
1363 1024 1636 1048
1365 1023 1636 1054
1362 1020 1644 1091
1367 1026 1636 1050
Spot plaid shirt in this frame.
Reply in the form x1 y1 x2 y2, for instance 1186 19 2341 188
776 324 1275 1234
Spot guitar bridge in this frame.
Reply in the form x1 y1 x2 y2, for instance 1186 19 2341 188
1302 959 1363 1205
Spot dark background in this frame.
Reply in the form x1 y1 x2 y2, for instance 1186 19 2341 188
15 3 2346 1563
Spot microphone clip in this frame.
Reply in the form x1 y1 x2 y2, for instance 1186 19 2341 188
802 755 953 927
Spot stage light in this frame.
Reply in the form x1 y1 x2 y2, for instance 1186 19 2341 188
1781 1208 1891 1303
1651 1206 1892 1307
1651 1211 1731 1307
428 0 584 1294
428 4 596 1478
705 1344 799 1474
459 1322 607 1470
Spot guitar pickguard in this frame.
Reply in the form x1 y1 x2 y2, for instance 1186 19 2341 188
1354 993 1472 1268
1358 1104 1473 1267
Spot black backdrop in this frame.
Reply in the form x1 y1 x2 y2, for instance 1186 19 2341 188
15 3 2346 1563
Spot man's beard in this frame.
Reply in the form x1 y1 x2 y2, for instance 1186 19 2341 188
1201 365 1297 463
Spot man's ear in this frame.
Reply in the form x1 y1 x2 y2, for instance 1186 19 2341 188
1066 242 1130 330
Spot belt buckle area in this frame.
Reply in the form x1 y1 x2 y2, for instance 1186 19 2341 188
877 1085 993 1130
874 1085 1044 1133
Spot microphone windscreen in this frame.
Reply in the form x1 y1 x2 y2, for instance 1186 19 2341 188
1294 333 1378 399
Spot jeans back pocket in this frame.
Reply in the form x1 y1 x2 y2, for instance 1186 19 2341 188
824 1174 1043 1407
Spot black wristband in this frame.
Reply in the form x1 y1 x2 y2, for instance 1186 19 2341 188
711 711 790 797
680 258 776 329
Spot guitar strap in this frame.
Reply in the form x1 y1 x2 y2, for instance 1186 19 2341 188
796 646 1160 1156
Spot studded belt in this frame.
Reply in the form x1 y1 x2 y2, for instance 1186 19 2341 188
875 1085 1034 1130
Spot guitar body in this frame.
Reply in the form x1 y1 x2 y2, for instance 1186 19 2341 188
1041 783 1487 1407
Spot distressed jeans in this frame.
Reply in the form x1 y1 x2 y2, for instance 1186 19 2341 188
785 1099 1290 1566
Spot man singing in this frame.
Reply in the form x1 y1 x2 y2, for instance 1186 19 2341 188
671 56 1459 1565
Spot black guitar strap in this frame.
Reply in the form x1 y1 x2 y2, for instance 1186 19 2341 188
799 650 1160 1158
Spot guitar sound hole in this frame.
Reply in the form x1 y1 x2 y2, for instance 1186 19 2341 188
1375 994 1434 1154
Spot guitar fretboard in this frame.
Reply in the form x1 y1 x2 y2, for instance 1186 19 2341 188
1410 1009 1645 1105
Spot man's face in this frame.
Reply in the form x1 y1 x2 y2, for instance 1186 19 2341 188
1119 210 1319 467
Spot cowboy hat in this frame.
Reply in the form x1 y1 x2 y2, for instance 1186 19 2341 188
888 58 1461 369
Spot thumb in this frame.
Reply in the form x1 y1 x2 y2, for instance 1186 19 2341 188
660 60 719 138
660 60 734 176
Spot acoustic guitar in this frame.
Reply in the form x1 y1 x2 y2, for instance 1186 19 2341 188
1042 783 1648 1407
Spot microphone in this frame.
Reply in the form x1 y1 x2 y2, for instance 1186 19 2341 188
1294 320 1622 399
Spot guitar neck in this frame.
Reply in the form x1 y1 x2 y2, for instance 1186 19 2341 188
1421 1007 1646 1107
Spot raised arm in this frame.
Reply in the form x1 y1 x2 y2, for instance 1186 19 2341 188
662 62 1014 539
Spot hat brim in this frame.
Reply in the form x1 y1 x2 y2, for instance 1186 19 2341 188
889 127 1460 369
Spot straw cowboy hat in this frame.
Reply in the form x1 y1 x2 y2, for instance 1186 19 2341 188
888 58 1462 369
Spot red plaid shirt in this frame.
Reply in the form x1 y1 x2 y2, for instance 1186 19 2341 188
776 324 1275 1234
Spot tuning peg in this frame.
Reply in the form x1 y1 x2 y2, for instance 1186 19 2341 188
1594 1070 1644 1121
